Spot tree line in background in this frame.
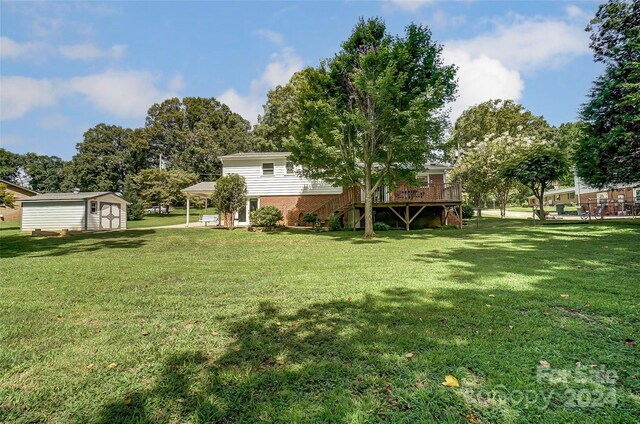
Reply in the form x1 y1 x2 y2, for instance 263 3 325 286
1 0 637 230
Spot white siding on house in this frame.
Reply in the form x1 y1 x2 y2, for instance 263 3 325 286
21 201 86 231
222 158 342 196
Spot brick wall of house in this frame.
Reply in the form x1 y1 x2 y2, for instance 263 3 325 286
0 185 36 222
260 194 342 226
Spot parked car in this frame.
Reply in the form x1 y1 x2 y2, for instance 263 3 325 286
146 205 173 214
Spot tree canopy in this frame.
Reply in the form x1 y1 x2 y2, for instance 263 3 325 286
501 146 570 220
131 168 198 212
211 174 247 230
575 0 640 187
286 18 457 237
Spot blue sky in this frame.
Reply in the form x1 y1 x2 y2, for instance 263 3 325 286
1 0 603 159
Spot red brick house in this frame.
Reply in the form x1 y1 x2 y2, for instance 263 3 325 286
0 179 37 222
210 152 462 229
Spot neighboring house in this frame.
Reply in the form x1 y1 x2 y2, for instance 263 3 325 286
191 152 461 229
527 173 640 215
20 191 128 232
0 179 38 222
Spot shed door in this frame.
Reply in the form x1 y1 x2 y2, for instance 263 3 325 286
100 203 121 230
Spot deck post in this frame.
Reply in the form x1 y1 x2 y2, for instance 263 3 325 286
186 196 190 227
405 205 410 231
458 204 463 230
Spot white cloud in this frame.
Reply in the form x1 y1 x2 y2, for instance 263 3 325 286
58 43 126 61
424 10 466 31
253 29 284 46
389 0 434 12
0 36 51 60
442 49 524 121
168 74 185 91
565 5 590 21
220 47 303 123
65 70 178 118
446 17 590 72
1 70 180 120
0 76 58 120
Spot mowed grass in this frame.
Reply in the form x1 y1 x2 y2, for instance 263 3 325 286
127 207 206 229
1 219 639 423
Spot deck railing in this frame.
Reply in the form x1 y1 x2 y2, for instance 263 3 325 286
383 183 461 203
313 183 462 221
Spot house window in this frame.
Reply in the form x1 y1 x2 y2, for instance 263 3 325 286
286 162 294 175
90 201 98 214
555 195 561 201
262 163 274 176
568 193 575 200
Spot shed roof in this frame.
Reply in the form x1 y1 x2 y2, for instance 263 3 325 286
19 192 123 202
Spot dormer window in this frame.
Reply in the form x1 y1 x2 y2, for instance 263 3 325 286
286 162 294 175
262 162 274 176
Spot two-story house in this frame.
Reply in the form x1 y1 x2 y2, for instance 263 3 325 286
182 152 462 229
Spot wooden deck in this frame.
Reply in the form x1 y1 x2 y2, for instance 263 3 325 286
314 183 463 230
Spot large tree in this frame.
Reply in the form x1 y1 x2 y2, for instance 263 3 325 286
145 97 254 178
501 146 570 220
253 73 307 152
448 99 554 159
575 0 640 187
64 124 149 192
287 18 457 237
131 169 197 213
0 148 22 183
21 153 66 193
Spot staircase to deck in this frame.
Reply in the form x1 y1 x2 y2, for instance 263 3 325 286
313 187 358 222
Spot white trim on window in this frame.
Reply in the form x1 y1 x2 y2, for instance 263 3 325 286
90 201 98 214
262 162 274 176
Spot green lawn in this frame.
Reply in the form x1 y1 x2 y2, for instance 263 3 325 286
1 219 639 423
127 206 207 229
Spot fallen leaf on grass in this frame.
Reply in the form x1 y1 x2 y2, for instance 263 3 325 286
124 397 131 405
414 380 424 388
485 304 491 308
405 352 414 359
625 339 636 347
211 331 219 336
539 360 550 367
561 294 569 299
488 294 495 298
141 331 150 336
442 375 460 388
95 328 101 333
86 363 94 370
347 297 352 302
108 363 118 369
467 413 481 423
508 325 514 330
275 321 282 326
543 312 549 316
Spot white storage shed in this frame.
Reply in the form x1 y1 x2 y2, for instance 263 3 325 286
20 192 128 232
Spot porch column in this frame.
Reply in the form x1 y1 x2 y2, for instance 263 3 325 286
186 196 190 227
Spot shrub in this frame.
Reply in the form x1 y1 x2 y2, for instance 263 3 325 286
462 204 475 220
373 222 390 231
250 206 283 228
327 214 342 231
127 196 146 221
303 213 318 225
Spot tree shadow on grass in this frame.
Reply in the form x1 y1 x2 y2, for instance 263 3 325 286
94 222 639 422
0 229 155 259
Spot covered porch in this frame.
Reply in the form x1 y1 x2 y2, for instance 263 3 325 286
180 181 216 227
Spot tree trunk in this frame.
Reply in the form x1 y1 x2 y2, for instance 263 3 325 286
363 165 376 238
537 197 545 221
225 211 235 230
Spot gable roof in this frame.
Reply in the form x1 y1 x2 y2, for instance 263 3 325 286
181 181 216 196
19 192 123 202
0 179 38 195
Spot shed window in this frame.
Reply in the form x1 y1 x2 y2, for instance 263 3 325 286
90 201 98 214
286 162 294 175
262 163 274 176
